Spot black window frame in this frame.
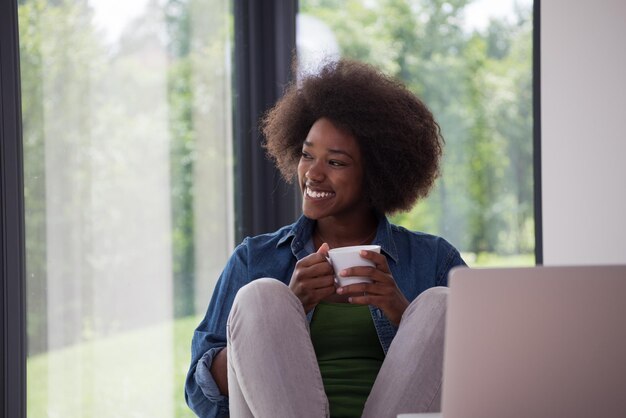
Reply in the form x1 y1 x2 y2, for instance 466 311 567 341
233 0 301 243
1 0 27 416
0 1 541 417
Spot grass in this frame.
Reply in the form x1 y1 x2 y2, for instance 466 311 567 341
27 315 201 418
26 252 533 417
461 252 535 267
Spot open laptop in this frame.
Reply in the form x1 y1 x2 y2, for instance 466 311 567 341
401 265 626 418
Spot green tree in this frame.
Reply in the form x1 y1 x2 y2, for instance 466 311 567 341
166 0 196 318
482 11 534 254
19 0 102 353
19 0 48 356
300 0 534 263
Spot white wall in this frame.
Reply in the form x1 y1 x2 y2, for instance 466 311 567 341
541 0 626 265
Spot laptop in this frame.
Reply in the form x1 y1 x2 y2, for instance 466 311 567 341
401 265 626 418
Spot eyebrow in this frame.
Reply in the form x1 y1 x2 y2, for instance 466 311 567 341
303 140 355 161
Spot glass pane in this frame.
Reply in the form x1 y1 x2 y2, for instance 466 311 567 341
19 0 234 417
298 0 534 267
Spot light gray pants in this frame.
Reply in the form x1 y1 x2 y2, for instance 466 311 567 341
226 278 448 418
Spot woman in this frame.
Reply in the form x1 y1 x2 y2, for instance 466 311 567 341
185 59 466 418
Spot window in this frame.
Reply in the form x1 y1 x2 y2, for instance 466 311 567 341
298 0 535 267
3 0 537 415
19 0 233 416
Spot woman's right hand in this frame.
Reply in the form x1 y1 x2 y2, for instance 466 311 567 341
289 243 336 313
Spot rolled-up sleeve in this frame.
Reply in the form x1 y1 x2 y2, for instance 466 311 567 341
185 344 228 417
185 241 250 418
195 347 227 402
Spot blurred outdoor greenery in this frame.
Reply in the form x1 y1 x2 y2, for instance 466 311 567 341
301 0 535 263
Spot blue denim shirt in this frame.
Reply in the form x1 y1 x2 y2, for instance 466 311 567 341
185 214 466 418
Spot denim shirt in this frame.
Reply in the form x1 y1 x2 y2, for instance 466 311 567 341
185 214 466 418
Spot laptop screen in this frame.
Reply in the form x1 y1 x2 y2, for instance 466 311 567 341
442 265 626 418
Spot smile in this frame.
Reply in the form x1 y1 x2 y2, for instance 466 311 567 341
305 187 335 199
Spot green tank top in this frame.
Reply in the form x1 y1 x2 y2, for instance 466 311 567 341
310 301 385 418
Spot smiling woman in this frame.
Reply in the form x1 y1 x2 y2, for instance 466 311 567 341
186 59 466 418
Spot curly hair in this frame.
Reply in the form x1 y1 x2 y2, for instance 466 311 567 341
262 59 443 215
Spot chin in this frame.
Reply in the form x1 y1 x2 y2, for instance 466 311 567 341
302 204 329 220
302 208 320 220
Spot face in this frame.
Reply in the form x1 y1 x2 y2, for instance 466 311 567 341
297 118 369 221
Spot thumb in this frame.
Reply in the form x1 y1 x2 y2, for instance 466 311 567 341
317 242 330 255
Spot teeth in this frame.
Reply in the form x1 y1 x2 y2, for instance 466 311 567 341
306 187 334 199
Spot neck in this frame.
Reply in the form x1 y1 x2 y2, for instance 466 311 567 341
314 211 378 249
315 228 376 249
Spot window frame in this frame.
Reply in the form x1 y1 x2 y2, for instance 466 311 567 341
233 0 301 243
533 0 543 265
1 0 27 416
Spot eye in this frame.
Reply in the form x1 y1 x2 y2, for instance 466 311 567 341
300 151 313 160
329 160 346 167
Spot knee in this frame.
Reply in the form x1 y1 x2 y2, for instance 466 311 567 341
419 286 449 303
228 278 303 338
231 278 306 323
402 286 449 323
421 286 449 301
233 278 290 311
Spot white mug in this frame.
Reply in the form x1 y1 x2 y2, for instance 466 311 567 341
327 245 381 287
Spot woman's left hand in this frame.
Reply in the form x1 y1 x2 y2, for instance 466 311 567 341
336 250 409 326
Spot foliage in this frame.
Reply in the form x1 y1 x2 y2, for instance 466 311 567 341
19 0 232 415
166 0 196 318
19 0 48 356
20 0 104 355
301 0 535 262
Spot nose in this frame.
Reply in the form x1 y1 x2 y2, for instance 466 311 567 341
305 160 324 182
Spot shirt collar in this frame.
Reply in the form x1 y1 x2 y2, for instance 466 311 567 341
277 213 399 264
373 212 399 264
277 215 315 260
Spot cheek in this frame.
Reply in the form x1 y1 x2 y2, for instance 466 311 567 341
353 174 367 198
296 162 306 187
339 172 365 198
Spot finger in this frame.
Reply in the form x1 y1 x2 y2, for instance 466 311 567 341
316 242 330 256
313 286 337 301
337 282 383 296
300 283 336 305
347 293 382 306
301 275 336 290
338 266 394 286
302 260 334 278
297 250 332 268
359 250 390 272
338 265 377 279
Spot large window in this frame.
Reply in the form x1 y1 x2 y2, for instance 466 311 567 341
298 0 535 266
3 0 536 416
19 0 233 416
